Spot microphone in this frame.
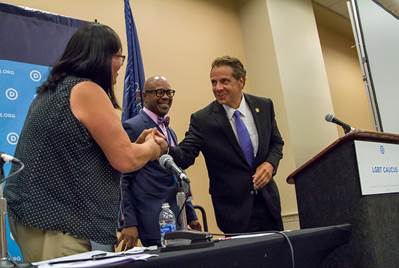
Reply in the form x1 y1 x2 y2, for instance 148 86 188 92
1 152 22 180
325 114 354 134
159 154 190 184
0 152 17 164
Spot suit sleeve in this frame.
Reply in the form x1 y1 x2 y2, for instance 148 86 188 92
118 172 138 229
185 199 198 222
169 114 203 169
184 184 198 222
265 100 284 174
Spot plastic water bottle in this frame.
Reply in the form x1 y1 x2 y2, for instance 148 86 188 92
159 202 176 247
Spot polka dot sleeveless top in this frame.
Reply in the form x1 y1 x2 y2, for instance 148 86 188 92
5 76 120 244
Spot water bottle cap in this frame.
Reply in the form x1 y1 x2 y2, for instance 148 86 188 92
161 202 170 209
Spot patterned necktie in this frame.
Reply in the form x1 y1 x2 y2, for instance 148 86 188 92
157 116 170 127
158 116 173 145
233 110 254 166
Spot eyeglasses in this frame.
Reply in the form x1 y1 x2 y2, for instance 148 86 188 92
145 88 175 98
114 54 126 64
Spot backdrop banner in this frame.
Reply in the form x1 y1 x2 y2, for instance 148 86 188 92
0 3 86 261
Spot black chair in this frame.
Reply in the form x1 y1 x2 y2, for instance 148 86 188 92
193 205 208 232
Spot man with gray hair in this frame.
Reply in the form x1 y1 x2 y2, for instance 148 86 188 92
169 56 284 233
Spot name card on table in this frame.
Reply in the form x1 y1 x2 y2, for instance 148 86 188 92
354 140 399 195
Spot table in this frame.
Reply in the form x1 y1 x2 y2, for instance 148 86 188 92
106 224 351 268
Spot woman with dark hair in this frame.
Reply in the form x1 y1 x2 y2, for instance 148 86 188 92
4 23 166 262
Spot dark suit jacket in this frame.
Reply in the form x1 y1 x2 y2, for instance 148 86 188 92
169 94 284 233
119 111 197 241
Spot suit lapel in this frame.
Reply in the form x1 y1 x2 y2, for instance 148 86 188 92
212 101 249 166
141 110 160 130
244 94 265 163
168 128 178 146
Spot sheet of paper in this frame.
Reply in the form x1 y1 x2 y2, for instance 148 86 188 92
33 248 158 268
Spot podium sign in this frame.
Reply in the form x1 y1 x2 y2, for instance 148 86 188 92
288 131 399 268
355 140 399 195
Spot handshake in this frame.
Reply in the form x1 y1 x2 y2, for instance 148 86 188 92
135 128 189 183
135 128 169 160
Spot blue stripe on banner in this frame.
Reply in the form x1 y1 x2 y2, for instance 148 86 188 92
122 0 145 121
0 3 86 66
0 3 86 27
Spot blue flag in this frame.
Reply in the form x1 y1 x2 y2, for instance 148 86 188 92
122 0 145 121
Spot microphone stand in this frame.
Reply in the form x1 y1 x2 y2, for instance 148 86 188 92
176 175 188 230
0 156 28 267
0 187 13 268
0 156 12 267
162 171 214 252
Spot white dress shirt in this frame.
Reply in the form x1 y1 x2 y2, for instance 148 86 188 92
222 95 259 156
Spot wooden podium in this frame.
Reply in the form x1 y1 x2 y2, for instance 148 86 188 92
287 130 399 268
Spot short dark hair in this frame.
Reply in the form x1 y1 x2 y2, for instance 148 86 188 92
211 56 246 80
37 23 122 108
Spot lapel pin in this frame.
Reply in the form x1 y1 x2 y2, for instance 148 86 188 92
255 108 260 113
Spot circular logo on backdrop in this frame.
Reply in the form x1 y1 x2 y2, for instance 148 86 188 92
5 88 18 100
30 70 42 82
7 132 19 145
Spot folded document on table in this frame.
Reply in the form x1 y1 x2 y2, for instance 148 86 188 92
33 247 158 268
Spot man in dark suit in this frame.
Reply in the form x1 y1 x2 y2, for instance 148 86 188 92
118 76 200 249
169 56 284 233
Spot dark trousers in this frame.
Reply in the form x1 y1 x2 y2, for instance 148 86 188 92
246 193 283 232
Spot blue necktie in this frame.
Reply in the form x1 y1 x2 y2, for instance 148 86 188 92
233 110 254 166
